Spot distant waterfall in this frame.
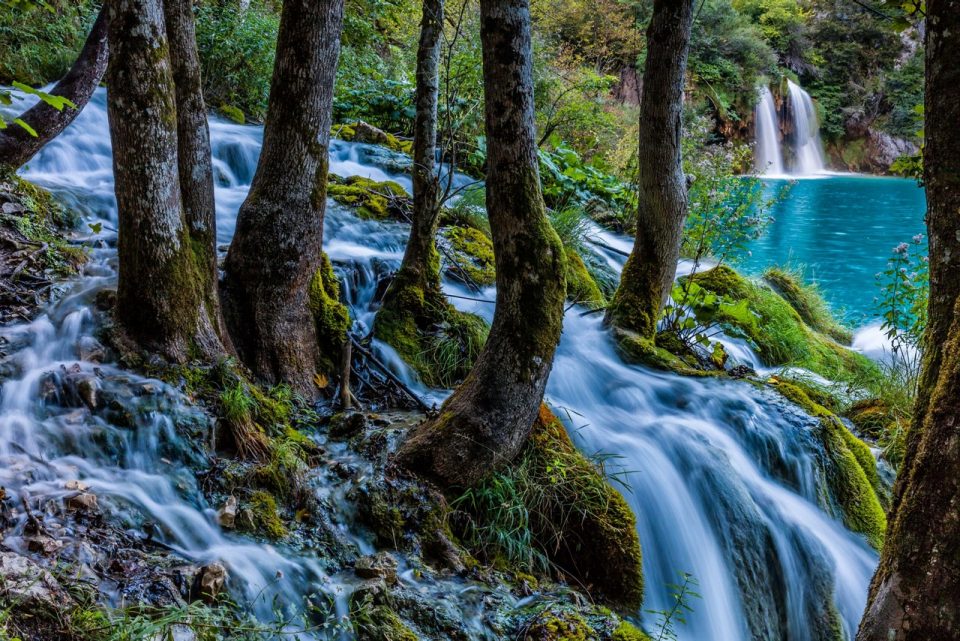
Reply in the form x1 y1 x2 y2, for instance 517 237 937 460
786 79 826 175
754 86 785 176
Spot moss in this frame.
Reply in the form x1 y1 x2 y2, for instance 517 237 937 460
688 266 880 383
613 328 720 377
328 175 410 220
523 610 593 641
439 225 496 287
769 379 886 548
247 490 287 540
351 604 418 641
309 253 351 374
612 621 651 641
564 248 605 307
374 266 489 387
844 398 894 439
459 406 644 612
763 268 853 344
332 121 413 155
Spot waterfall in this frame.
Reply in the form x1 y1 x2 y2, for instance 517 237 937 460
3 87 878 640
754 86 785 176
786 79 827 175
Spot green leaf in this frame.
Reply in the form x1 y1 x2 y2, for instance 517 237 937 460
13 118 38 137
12 82 76 111
88 222 103 234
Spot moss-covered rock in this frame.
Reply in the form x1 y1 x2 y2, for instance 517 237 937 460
564 248 605 307
844 398 895 439
763 268 853 344
611 620 651 641
458 406 644 612
522 610 594 641
439 225 496 287
612 327 721 377
769 379 887 548
246 490 287 540
309 253 350 375
328 175 410 220
688 266 879 383
332 121 413 155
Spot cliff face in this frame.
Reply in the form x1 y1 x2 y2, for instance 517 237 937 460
828 128 920 174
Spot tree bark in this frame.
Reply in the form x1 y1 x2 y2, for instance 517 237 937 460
857 2 960 639
606 0 694 339
394 0 566 489
221 0 346 394
374 0 446 341
0 8 109 171
163 0 231 351
106 0 222 361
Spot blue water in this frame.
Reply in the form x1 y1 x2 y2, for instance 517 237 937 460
736 175 926 324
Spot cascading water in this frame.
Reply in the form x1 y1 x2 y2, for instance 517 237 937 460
2 87 878 640
754 86 785 176
786 79 827 175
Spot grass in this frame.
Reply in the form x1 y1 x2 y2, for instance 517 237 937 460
762 265 853 344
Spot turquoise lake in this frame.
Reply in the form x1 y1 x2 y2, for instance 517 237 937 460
737 174 927 325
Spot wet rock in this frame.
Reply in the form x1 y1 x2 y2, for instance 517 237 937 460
729 364 756 378
192 562 228 603
39 371 59 403
329 411 367 438
77 335 106 363
94 288 116 311
26 534 64 555
66 490 98 513
217 495 238 529
355 552 398 584
0 551 73 611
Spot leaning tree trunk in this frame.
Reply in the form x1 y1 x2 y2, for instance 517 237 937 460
394 0 566 489
0 7 109 171
221 0 346 394
857 2 960 639
106 0 223 362
163 0 231 351
374 0 445 339
606 0 694 338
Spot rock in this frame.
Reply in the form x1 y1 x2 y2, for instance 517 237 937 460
329 411 367 438
0 551 73 611
65 479 90 491
39 371 59 404
27 534 64 555
192 562 228 603
729 364 755 378
77 336 106 363
66 491 98 512
217 496 238 529
354 552 398 584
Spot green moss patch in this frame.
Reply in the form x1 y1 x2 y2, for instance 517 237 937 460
763 267 853 344
688 266 880 383
309 253 351 375
246 490 287 540
770 379 887 548
332 121 413 155
564 248 606 308
455 405 644 612
328 175 410 220
439 225 496 287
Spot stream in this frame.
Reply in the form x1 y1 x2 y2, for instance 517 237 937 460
2 88 880 640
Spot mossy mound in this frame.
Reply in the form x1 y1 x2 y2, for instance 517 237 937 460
523 609 594 641
688 266 879 383
564 248 606 308
246 490 287 540
328 175 410 220
332 121 413 155
763 268 853 344
439 225 496 287
374 271 489 388
612 327 722 377
308 253 350 375
612 621 652 641
770 379 887 548
844 397 894 439
456 406 644 612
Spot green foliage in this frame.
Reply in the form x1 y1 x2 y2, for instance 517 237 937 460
538 143 636 213
0 0 98 86
875 235 927 396
763 265 853 344
646 573 701 641
881 50 924 140
195 0 279 122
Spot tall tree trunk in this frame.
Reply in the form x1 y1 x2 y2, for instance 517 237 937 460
163 0 231 352
0 8 109 171
374 0 445 346
857 2 960 639
221 0 346 394
394 0 566 489
106 0 222 361
605 0 694 338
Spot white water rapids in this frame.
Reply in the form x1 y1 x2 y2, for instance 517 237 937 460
1 89 878 640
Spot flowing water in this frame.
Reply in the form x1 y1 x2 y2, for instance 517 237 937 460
785 81 827 176
2 88 882 640
754 86 785 177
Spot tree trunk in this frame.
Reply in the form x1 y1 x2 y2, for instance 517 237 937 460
163 0 231 352
374 0 445 341
394 0 566 489
106 0 222 362
857 2 960 639
221 0 346 394
0 8 109 171
605 0 694 338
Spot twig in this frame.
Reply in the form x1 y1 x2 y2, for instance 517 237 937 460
349 335 433 412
